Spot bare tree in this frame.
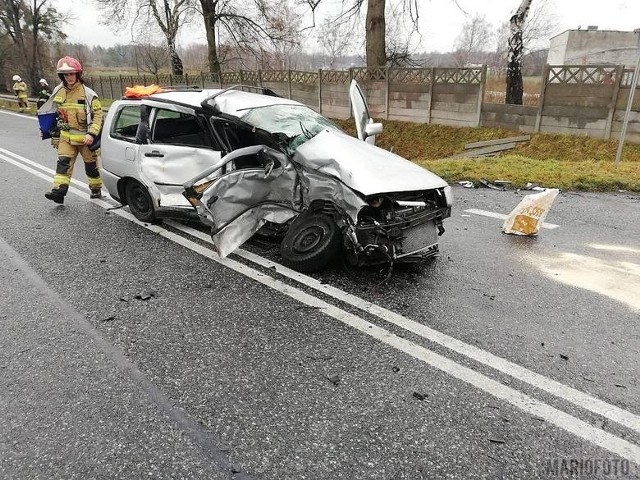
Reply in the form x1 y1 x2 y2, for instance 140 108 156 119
521 0 557 51
136 43 170 74
317 17 352 68
489 0 556 76
302 0 420 68
0 0 65 90
198 0 300 75
453 14 493 67
94 0 193 75
506 0 532 104
365 0 385 68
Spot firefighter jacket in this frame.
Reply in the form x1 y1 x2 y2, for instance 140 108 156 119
13 81 28 99
52 82 103 146
37 84 52 102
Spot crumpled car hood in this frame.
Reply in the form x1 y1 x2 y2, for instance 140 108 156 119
293 129 448 196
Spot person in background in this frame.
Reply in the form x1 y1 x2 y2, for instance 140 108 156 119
12 75 29 112
43 56 103 204
36 78 52 109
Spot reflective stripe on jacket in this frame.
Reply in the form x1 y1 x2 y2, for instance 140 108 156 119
53 83 103 145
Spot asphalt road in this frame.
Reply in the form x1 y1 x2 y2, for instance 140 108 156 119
1 109 639 479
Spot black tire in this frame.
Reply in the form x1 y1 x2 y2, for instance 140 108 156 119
280 213 342 272
125 180 157 223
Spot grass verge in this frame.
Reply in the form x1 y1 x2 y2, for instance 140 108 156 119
336 120 640 193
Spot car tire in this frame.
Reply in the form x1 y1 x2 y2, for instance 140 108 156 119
280 213 342 272
125 180 157 223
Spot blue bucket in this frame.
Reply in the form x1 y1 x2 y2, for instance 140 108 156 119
38 112 57 139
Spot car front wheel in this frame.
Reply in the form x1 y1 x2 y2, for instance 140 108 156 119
125 180 157 223
280 213 342 272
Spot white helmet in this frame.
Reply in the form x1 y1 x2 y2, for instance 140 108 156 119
12 75 21 81
39 78 48 85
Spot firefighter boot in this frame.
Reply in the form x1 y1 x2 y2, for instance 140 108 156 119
90 189 102 199
44 189 65 204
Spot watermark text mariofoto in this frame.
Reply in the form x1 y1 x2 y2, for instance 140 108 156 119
545 458 632 477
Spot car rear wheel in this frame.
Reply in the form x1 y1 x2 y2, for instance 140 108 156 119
280 213 342 272
125 180 157 223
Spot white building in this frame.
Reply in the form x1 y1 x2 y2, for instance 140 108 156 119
547 28 639 66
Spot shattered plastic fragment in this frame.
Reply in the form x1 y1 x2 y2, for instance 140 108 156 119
135 289 157 300
327 375 340 385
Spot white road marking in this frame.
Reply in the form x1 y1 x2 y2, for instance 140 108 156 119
170 220 640 434
465 208 560 229
2 147 640 464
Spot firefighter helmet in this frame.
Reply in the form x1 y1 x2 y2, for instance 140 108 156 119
39 78 48 85
12 75 21 81
56 56 82 74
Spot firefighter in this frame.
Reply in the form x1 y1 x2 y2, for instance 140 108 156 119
12 75 29 112
36 78 52 109
44 56 103 204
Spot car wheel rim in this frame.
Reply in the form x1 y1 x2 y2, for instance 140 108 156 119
132 187 148 212
292 225 326 253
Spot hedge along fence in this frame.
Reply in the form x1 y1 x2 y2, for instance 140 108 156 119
83 64 640 144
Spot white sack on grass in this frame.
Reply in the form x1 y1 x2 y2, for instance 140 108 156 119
502 188 560 236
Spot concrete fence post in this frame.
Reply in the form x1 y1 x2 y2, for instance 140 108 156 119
385 67 390 120
476 65 487 127
426 68 434 124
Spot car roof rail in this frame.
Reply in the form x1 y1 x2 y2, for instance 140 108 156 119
200 84 281 111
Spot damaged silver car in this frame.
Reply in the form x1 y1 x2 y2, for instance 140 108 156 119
101 81 452 272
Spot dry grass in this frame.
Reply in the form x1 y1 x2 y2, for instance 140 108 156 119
335 119 640 192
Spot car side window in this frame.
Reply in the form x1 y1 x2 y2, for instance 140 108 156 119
111 105 141 142
151 109 212 148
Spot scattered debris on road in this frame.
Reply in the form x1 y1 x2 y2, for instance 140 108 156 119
479 179 505 191
412 392 428 401
135 289 157 300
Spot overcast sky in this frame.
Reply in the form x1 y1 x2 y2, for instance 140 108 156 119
55 0 639 53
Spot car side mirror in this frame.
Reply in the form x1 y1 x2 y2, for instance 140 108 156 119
364 122 383 138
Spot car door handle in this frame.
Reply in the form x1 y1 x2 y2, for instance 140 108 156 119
144 151 164 158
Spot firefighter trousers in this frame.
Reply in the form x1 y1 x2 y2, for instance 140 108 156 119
50 140 102 195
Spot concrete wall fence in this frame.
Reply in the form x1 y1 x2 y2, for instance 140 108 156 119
84 64 640 144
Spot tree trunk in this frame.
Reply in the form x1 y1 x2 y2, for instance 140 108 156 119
167 38 184 76
201 0 221 75
365 0 386 68
506 0 532 105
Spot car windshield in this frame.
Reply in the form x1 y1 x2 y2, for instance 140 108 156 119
240 104 341 153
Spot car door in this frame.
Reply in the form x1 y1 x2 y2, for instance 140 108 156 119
137 105 222 207
191 145 300 257
349 79 383 145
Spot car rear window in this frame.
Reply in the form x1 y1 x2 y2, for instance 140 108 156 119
112 105 141 141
